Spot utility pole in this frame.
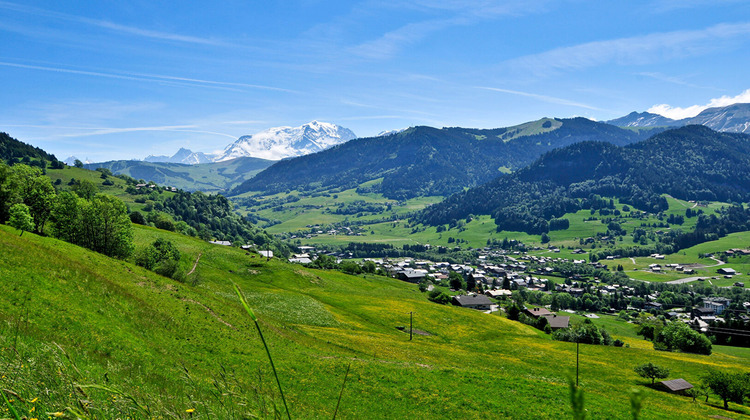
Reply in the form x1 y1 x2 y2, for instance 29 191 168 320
409 311 413 341
576 336 580 388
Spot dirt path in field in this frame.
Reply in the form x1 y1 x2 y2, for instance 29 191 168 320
187 252 202 275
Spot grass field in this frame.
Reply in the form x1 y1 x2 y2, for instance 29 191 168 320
1 224 749 418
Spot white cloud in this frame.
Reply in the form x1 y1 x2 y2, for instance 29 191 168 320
648 89 750 119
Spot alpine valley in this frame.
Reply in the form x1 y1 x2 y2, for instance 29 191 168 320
2 103 750 419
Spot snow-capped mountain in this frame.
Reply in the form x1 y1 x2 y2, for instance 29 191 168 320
684 103 750 133
144 148 214 164
217 121 356 161
607 103 750 133
64 156 93 165
376 128 407 137
606 112 680 128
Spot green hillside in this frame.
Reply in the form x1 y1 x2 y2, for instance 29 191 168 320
87 157 275 193
2 224 748 418
231 118 663 200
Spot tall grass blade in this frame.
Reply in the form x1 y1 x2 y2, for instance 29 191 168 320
233 282 292 420
332 362 351 420
1 389 21 420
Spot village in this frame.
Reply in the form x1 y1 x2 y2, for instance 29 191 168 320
284 243 750 336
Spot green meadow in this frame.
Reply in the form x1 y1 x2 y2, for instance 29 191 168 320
1 224 749 418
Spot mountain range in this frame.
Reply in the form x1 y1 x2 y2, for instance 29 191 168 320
415 125 750 233
607 103 750 133
230 117 664 199
142 121 356 165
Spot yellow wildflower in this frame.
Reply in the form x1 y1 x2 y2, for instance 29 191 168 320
30 397 38 403
186 408 196 413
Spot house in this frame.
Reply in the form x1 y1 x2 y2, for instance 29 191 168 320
525 306 553 318
289 256 312 264
259 250 273 258
452 294 493 311
660 379 693 393
209 240 232 246
542 314 570 329
692 307 715 318
485 289 512 299
645 302 663 311
703 297 731 315
717 267 737 275
398 269 426 283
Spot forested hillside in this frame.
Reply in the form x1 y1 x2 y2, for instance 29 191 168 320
231 118 663 199
416 126 750 234
0 131 62 168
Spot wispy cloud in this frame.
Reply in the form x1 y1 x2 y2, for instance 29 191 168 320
636 72 710 89
0 1 224 46
648 0 745 13
505 21 750 77
0 61 296 93
350 0 550 59
477 86 601 110
648 88 750 119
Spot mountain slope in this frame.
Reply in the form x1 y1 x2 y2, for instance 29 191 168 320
218 120 356 161
685 103 750 133
1 224 744 418
0 131 60 165
232 118 664 199
144 147 215 164
606 111 680 127
608 103 750 134
416 125 750 232
87 157 274 192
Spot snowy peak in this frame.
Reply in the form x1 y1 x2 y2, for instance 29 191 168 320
685 103 750 134
217 121 356 161
64 156 92 165
144 148 214 164
607 103 750 134
606 112 680 128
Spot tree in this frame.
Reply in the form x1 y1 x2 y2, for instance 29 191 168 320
633 362 670 385
541 232 550 244
703 370 749 410
71 179 97 199
74 159 83 168
8 203 34 236
8 164 56 233
78 195 134 258
654 321 711 355
449 271 466 290
136 238 181 278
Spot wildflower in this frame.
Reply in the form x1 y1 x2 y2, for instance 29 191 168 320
186 408 196 413
30 397 38 403
29 406 36 412
50 412 64 417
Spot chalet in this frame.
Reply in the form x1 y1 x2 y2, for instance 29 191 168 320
525 306 552 318
692 307 715 319
398 269 426 283
209 240 232 246
259 250 273 258
660 379 693 394
452 294 493 311
542 314 570 329
485 289 512 299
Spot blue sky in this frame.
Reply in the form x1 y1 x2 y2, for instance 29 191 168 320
2 0 750 161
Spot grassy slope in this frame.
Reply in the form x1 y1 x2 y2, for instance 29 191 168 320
1 225 748 419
